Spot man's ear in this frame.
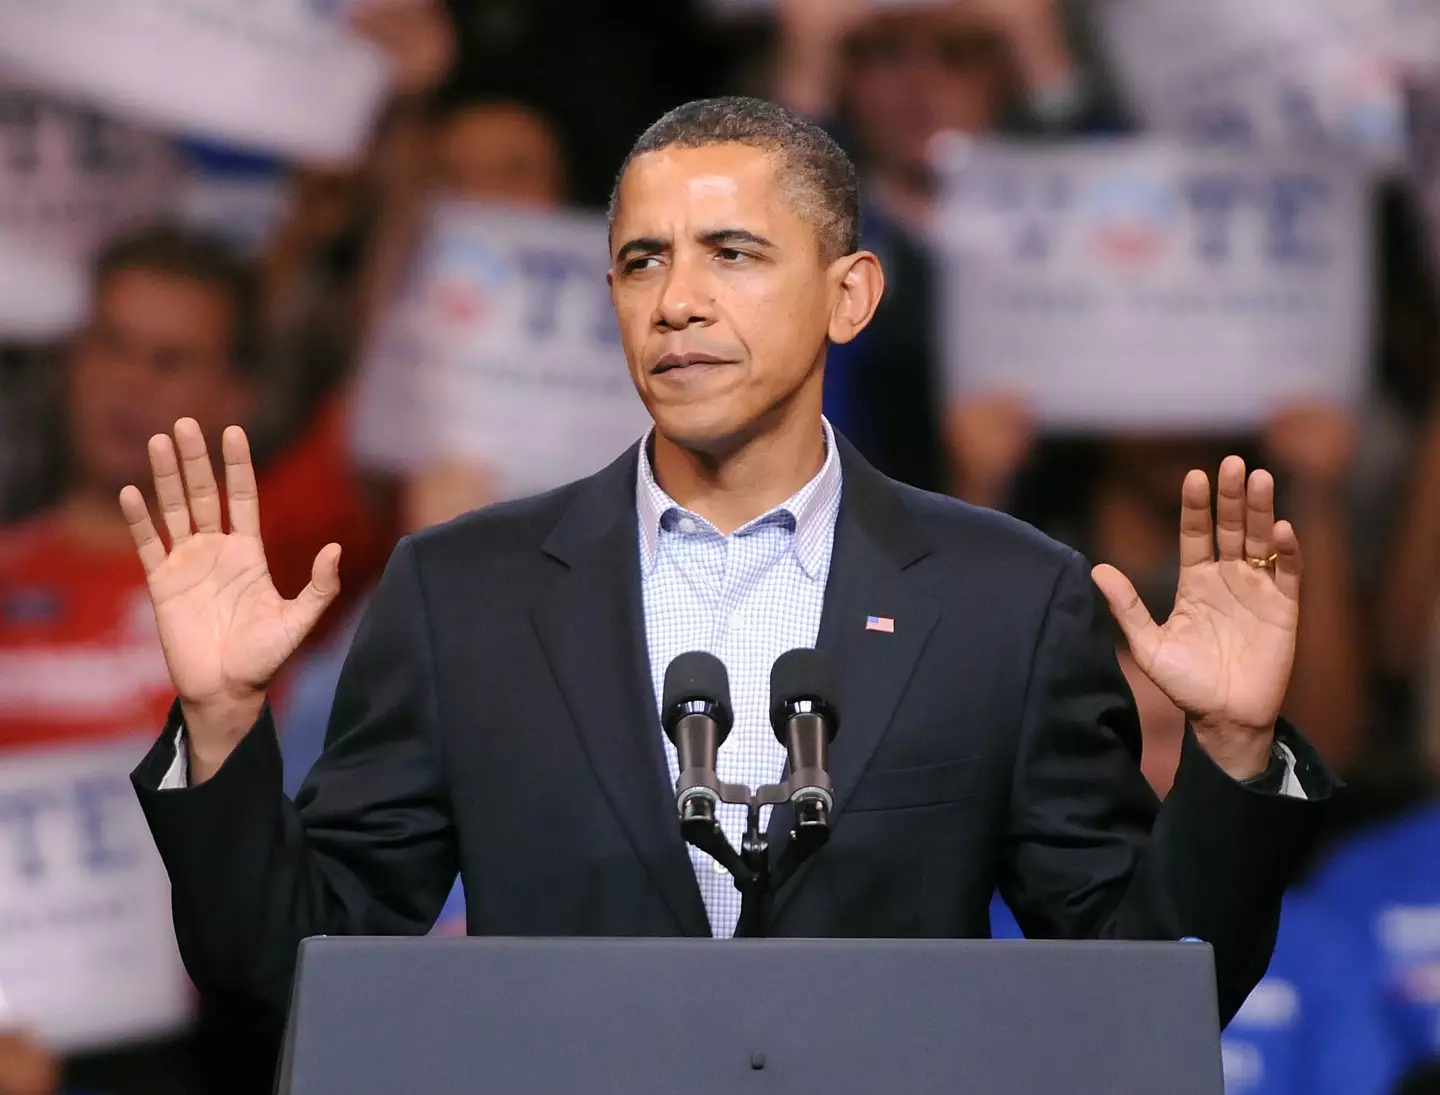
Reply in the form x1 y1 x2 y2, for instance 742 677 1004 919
827 250 885 345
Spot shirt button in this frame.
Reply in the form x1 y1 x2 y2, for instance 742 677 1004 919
677 516 697 534
727 609 745 631
712 859 730 875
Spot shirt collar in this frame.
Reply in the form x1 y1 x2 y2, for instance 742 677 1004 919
636 418 842 579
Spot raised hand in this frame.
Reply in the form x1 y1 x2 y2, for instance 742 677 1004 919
120 419 341 782
349 0 457 99
1091 456 1302 781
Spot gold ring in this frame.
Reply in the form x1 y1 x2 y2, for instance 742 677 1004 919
1246 552 1278 570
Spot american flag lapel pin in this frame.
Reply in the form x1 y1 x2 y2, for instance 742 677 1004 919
865 615 895 633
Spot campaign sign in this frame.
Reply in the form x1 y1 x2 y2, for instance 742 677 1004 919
0 738 192 1051
1097 0 1416 170
933 137 1370 430
352 202 650 500
0 0 389 164
0 82 177 339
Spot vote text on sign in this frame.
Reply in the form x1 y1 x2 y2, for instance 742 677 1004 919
934 137 1370 430
353 202 650 500
0 737 192 1051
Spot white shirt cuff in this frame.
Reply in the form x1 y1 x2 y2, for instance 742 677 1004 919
1276 741 1306 800
159 726 189 790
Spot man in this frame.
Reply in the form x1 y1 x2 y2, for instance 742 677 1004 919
126 99 1331 1029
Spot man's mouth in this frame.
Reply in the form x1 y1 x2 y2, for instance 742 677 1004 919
651 352 734 375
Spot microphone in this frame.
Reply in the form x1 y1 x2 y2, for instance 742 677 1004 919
661 651 734 825
769 648 840 829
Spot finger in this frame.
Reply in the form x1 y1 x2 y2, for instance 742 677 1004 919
119 485 167 576
1178 469 1214 569
1214 455 1247 561
1273 519 1302 601
280 544 343 643
222 426 262 538
1092 563 1162 667
1244 468 1276 563
174 417 222 534
149 432 192 546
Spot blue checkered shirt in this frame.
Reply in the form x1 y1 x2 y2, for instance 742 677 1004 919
637 420 843 938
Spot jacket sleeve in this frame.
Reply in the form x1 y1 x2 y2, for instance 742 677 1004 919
996 550 1336 1024
131 536 457 1016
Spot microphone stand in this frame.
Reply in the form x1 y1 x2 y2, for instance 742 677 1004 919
680 778 830 938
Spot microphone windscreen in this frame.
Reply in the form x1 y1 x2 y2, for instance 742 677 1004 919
768 648 838 732
662 651 733 736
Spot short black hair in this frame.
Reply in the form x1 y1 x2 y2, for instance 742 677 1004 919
92 224 263 376
609 96 862 262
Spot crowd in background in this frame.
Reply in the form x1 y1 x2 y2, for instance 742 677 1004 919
0 0 1439 1093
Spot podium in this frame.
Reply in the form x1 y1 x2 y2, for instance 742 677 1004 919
274 936 1225 1095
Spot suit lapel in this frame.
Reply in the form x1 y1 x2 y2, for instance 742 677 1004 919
531 447 710 937
767 438 939 918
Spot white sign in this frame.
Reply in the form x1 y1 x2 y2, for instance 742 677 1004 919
0 83 177 340
1096 0 1436 170
933 138 1371 430
0 738 193 1051
352 203 651 500
0 0 389 164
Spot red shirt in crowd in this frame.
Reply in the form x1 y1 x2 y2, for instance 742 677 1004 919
0 398 396 752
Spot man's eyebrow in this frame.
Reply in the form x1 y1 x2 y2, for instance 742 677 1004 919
614 236 668 264
698 228 775 250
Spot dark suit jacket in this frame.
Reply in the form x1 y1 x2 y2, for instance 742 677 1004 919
132 436 1334 1024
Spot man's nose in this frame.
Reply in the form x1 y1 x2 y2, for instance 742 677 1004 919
654 253 716 330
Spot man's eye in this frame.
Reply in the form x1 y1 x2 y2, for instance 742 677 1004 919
717 248 747 262
624 256 659 273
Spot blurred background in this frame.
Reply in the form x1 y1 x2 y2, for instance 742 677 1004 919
0 0 1438 1092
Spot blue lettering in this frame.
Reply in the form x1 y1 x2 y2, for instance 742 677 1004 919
1268 175 1331 265
1276 82 1330 149
1186 103 1256 145
517 249 574 339
72 775 140 872
0 788 63 881
1185 174 1251 264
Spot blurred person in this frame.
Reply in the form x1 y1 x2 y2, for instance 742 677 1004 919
393 84 571 530
1301 801 1440 1077
253 0 458 444
0 225 392 1095
121 99 1332 1043
948 399 1368 783
1378 396 1440 716
989 889 1404 1095
273 86 571 936
774 0 1103 491
0 226 389 749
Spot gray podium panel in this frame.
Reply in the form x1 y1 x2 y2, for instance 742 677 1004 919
276 936 1224 1095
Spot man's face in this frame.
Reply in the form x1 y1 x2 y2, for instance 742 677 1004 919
69 267 248 495
435 102 565 207
844 10 1013 184
608 143 840 455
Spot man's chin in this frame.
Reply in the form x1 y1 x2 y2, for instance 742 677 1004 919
649 405 753 459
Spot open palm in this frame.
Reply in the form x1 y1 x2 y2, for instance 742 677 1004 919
120 419 341 714
1092 457 1302 771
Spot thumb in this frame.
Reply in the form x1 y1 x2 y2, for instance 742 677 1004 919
1091 563 1160 666
282 543 343 640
